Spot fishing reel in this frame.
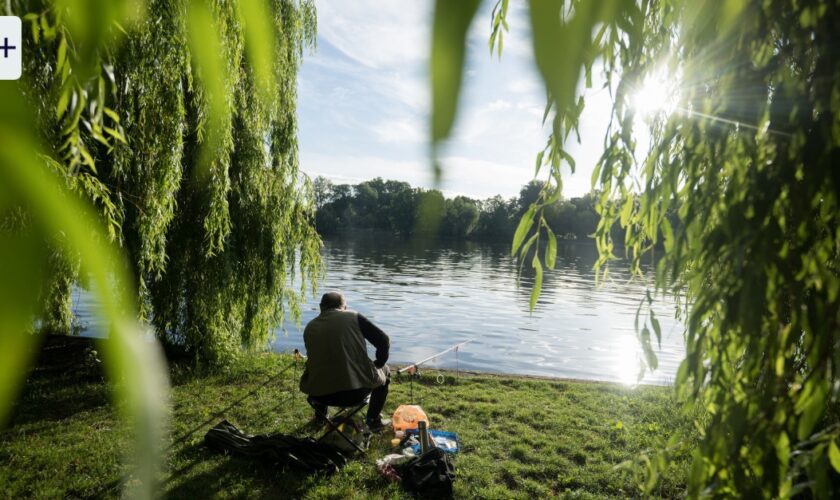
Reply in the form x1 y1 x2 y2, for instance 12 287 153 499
396 364 422 382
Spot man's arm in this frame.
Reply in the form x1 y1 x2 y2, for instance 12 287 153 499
358 314 389 368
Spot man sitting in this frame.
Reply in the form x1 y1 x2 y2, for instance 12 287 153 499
299 291 392 432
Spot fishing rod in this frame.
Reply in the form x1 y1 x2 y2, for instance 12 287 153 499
397 339 473 374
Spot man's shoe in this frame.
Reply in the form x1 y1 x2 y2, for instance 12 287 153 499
365 417 392 433
304 413 325 431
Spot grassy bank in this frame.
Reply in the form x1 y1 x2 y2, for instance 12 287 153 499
1 337 697 498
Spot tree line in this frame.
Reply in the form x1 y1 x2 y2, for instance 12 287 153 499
313 176 621 243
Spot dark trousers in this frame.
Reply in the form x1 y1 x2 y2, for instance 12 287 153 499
309 375 390 422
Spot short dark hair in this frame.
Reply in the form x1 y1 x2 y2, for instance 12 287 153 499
319 292 346 311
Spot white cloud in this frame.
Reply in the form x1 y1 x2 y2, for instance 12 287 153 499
508 77 541 95
315 1 432 69
453 97 545 157
372 116 425 144
370 70 429 112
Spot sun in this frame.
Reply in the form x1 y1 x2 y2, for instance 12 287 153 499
631 66 679 119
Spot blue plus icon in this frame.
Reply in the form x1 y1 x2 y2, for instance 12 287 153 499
0 37 16 58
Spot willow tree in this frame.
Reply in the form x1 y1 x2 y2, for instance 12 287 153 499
4 0 319 494
22 0 321 364
434 0 840 497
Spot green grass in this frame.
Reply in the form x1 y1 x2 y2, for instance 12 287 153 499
1 338 697 498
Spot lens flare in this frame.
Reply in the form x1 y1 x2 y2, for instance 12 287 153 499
631 67 678 119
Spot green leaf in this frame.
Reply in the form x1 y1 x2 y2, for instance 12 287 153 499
56 36 68 72
590 159 602 188
661 218 674 252
104 126 126 144
61 96 85 135
529 253 543 311
103 107 121 124
237 0 276 107
829 441 840 473
619 196 633 226
56 87 71 119
558 148 576 172
775 432 790 466
534 150 544 176
31 20 40 44
528 0 598 113
517 232 539 277
0 226 46 428
512 205 536 256
640 326 657 370
1 120 168 498
650 310 662 348
430 0 482 143
79 144 96 170
545 226 557 269
797 379 828 440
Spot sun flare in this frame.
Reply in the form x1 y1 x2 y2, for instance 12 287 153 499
631 67 679 119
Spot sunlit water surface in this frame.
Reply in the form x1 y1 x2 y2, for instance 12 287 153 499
75 235 685 385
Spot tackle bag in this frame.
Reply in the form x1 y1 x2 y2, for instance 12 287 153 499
204 420 347 474
397 447 456 498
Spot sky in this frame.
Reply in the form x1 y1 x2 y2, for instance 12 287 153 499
296 0 616 200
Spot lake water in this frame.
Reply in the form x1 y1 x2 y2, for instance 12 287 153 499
271 235 684 385
74 235 685 385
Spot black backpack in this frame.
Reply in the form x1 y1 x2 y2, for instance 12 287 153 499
398 447 456 498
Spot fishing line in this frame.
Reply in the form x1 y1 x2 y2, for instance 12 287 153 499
396 339 474 375
397 339 475 404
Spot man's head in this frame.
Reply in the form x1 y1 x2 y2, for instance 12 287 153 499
319 291 346 312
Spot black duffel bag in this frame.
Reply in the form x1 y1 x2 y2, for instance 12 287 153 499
398 447 456 498
204 420 347 474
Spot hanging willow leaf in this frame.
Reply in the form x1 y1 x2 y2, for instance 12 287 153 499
527 0 599 114
650 310 662 348
640 326 658 371
829 441 840 474
545 225 557 269
430 0 481 144
529 252 543 311
512 204 536 256
797 380 828 440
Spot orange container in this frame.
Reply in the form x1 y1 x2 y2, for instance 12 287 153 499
392 405 429 433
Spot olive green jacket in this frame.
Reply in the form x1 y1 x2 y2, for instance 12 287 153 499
299 309 388 396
